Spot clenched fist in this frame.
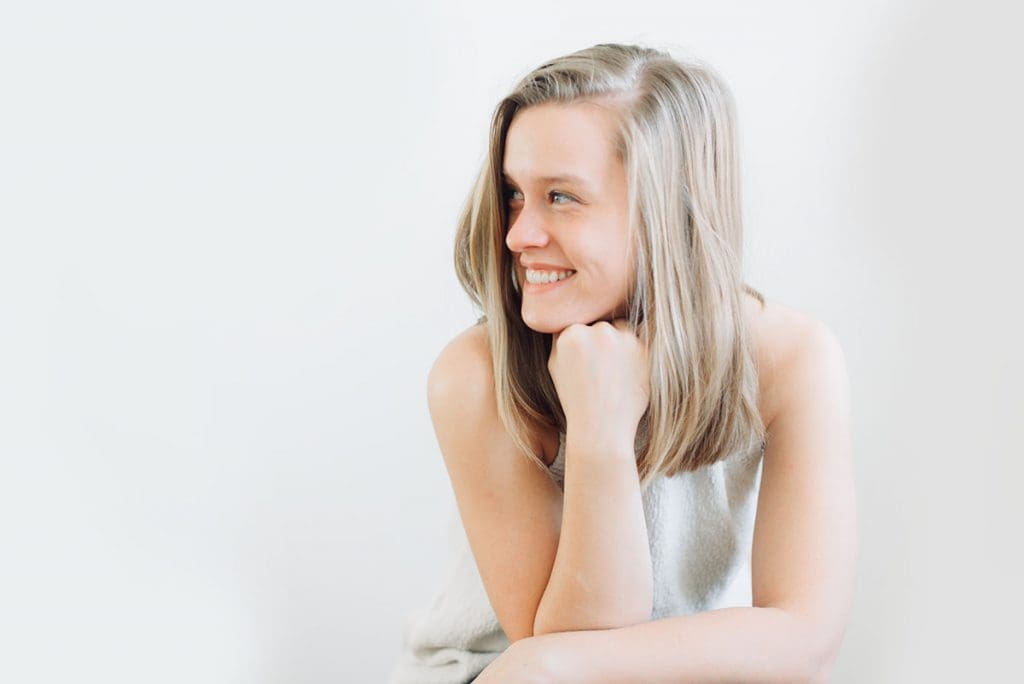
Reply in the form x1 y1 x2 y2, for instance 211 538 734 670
547 318 651 448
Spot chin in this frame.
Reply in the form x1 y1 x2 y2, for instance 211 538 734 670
521 318 563 335
520 309 605 334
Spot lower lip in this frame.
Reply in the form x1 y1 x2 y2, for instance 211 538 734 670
523 272 577 293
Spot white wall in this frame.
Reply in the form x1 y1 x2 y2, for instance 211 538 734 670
1 1 1020 681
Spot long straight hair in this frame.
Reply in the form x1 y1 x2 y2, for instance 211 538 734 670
454 43 766 489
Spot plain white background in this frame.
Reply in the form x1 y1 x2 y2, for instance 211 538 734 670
1 1 1021 681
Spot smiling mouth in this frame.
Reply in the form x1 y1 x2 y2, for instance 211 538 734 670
523 270 577 290
524 269 577 285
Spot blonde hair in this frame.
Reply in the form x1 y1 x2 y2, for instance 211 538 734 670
453 43 766 489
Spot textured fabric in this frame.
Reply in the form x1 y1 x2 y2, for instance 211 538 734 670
387 432 765 684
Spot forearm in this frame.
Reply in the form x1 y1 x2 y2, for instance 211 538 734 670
533 606 825 684
533 428 653 635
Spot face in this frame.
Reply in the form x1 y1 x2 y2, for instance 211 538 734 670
503 101 633 334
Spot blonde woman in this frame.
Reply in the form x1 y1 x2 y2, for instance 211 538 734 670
389 43 856 684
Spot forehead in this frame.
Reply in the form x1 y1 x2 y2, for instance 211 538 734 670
502 102 619 187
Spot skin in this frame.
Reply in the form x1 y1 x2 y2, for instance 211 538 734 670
504 100 635 332
475 101 856 681
504 101 656 638
475 306 856 683
501 99 773 466
504 99 650 455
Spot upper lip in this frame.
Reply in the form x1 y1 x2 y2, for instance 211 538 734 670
521 261 576 271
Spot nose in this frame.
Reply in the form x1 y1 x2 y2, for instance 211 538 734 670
505 203 551 254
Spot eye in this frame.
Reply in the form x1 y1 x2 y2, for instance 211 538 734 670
503 187 576 206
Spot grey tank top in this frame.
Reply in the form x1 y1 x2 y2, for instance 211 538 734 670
387 432 765 684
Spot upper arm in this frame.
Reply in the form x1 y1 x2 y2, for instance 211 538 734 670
751 316 858 678
426 325 564 644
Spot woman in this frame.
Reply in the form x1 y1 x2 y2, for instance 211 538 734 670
389 43 856 683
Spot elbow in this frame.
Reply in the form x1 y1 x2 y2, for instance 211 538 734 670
762 606 842 684
795 617 845 684
805 640 842 684
805 662 834 684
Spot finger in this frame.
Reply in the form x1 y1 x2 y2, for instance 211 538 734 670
612 318 643 340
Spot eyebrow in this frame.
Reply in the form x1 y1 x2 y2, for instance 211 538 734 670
501 170 593 191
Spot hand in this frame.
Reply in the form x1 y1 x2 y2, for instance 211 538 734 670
547 318 651 447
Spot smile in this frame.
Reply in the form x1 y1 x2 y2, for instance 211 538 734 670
523 269 577 292
525 268 577 284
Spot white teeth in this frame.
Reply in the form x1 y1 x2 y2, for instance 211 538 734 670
525 268 576 284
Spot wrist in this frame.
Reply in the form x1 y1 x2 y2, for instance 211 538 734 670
564 425 636 463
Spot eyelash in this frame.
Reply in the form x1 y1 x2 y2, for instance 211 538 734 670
503 187 575 206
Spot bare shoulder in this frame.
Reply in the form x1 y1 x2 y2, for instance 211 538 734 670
427 323 493 414
745 293 846 432
427 323 554 466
